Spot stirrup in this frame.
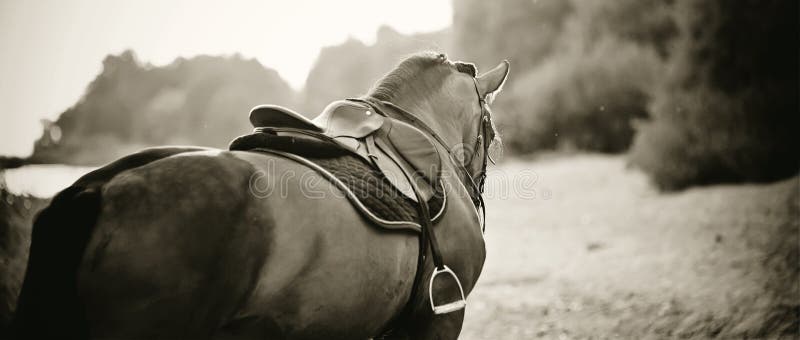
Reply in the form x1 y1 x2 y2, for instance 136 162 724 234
428 265 467 314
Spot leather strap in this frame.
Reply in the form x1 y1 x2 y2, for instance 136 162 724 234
359 77 494 336
377 137 445 269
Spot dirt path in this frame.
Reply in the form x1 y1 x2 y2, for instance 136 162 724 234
461 155 798 339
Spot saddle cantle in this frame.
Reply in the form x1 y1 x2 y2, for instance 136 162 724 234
231 100 446 231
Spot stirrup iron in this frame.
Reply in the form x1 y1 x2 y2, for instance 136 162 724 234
428 265 467 314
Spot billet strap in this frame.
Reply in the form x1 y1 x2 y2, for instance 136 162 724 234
375 137 444 269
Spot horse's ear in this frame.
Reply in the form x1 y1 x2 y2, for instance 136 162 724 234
476 60 510 104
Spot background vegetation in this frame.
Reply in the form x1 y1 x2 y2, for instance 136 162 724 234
22 0 798 190
30 52 295 165
0 186 46 328
628 0 798 190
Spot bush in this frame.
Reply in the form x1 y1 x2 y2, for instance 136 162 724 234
629 0 798 190
0 186 47 330
452 0 676 155
496 39 661 153
630 84 798 190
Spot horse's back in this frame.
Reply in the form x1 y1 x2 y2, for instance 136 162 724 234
77 150 417 339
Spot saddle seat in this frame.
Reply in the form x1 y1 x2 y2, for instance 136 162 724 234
249 105 323 132
248 101 441 202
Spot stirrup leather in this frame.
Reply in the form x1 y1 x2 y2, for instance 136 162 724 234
428 265 467 314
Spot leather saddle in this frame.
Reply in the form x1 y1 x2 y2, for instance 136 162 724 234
249 101 441 202
246 101 467 317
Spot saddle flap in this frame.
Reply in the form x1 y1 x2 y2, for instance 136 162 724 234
370 137 434 202
249 105 322 132
385 119 441 185
313 100 385 138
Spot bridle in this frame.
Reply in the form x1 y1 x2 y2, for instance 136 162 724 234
356 76 495 231
464 77 497 194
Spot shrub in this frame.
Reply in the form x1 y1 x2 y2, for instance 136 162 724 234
496 39 661 153
0 186 47 329
629 0 798 190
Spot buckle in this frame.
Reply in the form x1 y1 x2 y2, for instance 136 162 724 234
428 265 467 314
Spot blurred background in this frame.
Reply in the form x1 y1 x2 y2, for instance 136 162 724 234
1 0 797 338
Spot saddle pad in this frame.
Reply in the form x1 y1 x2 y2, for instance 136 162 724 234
229 133 445 231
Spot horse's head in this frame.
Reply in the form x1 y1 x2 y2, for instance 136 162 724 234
367 52 510 192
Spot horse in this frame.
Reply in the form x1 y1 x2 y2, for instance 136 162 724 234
11 52 510 339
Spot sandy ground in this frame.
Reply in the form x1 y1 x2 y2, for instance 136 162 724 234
460 155 799 339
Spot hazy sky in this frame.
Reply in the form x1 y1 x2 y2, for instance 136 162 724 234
0 0 451 157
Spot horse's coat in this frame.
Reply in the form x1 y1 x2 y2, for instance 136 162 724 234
11 53 510 339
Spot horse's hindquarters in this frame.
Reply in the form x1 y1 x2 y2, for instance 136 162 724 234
76 151 418 339
75 152 265 338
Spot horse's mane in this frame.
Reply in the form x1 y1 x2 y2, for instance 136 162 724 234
368 52 477 102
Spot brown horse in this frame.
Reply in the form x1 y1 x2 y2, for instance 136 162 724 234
11 52 510 339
